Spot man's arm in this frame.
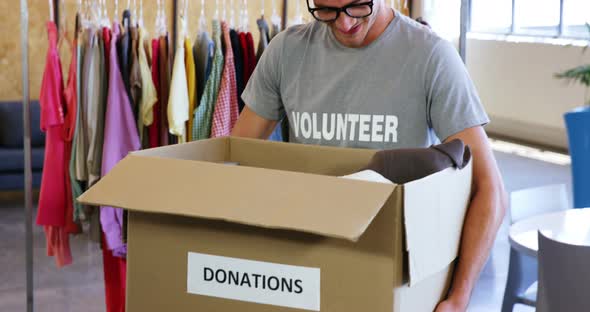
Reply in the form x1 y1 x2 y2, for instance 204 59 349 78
436 126 508 312
231 106 279 139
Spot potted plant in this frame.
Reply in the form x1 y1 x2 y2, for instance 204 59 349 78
556 23 590 208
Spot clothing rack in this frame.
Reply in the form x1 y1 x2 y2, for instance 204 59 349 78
20 1 291 310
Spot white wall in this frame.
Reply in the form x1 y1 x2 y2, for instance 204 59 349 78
466 36 590 149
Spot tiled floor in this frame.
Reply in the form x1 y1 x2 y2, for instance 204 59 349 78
0 192 104 312
0 145 572 311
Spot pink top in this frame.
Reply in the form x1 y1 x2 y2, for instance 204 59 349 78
37 21 67 227
101 23 141 257
211 22 239 137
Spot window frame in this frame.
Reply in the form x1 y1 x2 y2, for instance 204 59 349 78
469 0 589 40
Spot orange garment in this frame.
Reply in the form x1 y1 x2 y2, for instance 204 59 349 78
185 37 196 141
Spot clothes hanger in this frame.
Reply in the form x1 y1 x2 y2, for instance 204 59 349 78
215 0 220 21
83 0 91 29
161 0 167 35
261 0 265 18
271 0 281 28
198 0 207 34
60 0 68 33
138 0 144 28
182 0 188 38
48 0 54 22
101 0 110 27
230 0 235 29
57 0 73 50
92 0 101 29
242 0 249 32
155 0 161 35
79 0 85 28
222 0 227 23
97 0 102 25
76 0 83 28
132 0 137 26
239 0 244 31
114 0 119 23
291 0 303 25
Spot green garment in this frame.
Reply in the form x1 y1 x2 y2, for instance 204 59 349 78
192 20 224 140
71 32 86 222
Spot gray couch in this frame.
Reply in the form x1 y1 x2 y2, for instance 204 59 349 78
0 101 45 190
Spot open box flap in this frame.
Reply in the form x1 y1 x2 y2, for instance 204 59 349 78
404 160 472 286
78 153 396 242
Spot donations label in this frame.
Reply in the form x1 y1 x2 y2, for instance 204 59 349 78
187 252 321 311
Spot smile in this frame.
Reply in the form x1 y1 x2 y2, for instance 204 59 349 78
339 24 362 35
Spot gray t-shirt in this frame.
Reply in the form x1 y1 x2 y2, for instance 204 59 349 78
242 11 489 149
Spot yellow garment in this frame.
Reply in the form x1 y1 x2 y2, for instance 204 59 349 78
138 27 158 128
184 37 196 141
167 37 190 143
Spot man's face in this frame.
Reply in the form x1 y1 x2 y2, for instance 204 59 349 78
312 0 383 48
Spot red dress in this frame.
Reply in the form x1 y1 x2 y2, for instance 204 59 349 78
37 21 72 267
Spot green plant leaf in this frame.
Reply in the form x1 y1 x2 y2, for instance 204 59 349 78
555 65 590 87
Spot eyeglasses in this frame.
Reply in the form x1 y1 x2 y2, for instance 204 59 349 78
306 0 374 23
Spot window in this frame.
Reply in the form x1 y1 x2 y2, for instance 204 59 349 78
514 0 561 36
470 0 590 39
471 0 512 33
564 0 590 37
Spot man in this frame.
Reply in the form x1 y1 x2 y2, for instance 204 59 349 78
231 0 507 311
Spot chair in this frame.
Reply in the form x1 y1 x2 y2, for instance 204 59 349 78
536 231 590 312
501 184 569 312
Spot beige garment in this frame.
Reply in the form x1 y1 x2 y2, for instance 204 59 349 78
85 33 107 189
74 29 90 181
167 34 190 143
185 37 196 141
80 29 106 243
130 27 142 115
138 27 158 133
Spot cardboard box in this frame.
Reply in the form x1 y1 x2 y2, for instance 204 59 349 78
79 137 472 312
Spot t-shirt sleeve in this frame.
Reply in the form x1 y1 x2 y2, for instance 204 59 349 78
39 53 67 131
241 32 285 121
425 40 490 142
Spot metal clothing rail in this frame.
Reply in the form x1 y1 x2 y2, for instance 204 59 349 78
20 0 33 311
